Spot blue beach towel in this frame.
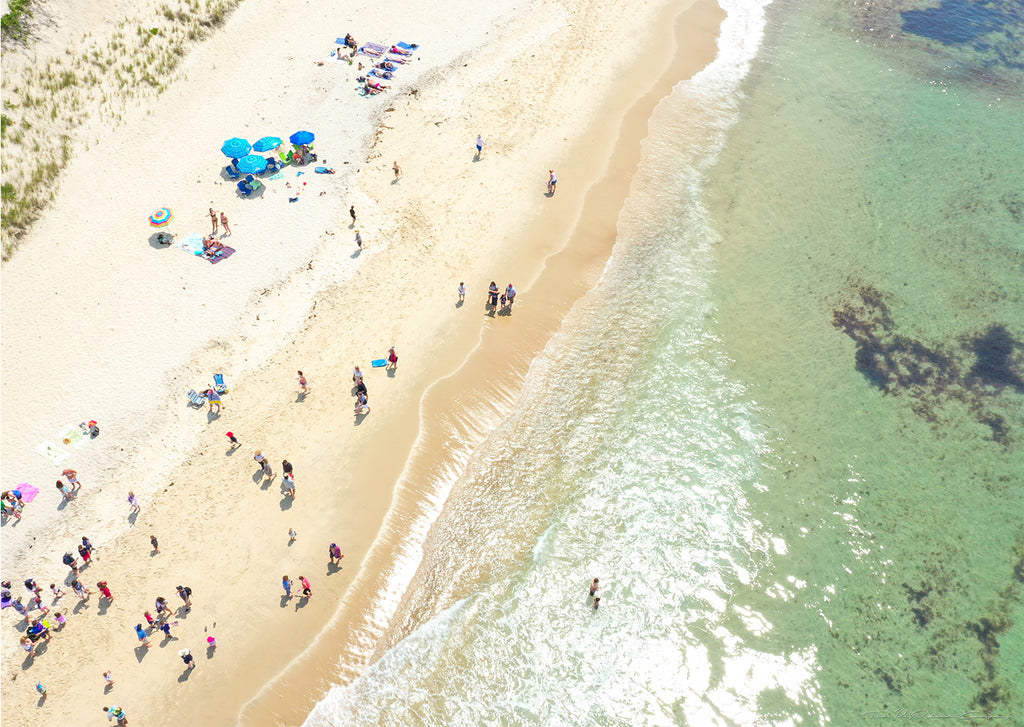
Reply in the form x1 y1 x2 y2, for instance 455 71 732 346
396 42 419 50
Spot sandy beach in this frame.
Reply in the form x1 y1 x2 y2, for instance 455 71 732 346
1 0 724 723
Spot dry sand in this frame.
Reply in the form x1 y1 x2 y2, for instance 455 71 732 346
0 0 724 723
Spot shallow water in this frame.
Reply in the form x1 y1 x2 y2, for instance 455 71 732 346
304 0 1024 723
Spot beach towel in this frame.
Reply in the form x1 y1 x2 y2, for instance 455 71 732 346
385 56 410 65
34 440 69 464
58 423 88 449
269 172 284 180
396 41 419 50
358 45 385 58
207 246 236 264
369 69 394 80
178 233 206 256
16 483 39 502
315 167 335 174
371 359 387 368
326 48 351 65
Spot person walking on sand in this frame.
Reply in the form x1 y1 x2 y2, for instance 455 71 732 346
355 229 363 248
475 135 486 159
82 535 95 558
458 282 466 303
97 581 113 601
180 648 196 669
387 346 398 370
50 583 64 600
505 283 517 308
127 491 140 514
226 431 240 447
548 169 558 195
300 576 313 598
284 472 296 498
329 542 345 565
56 480 77 501
289 528 297 543
176 585 192 610
72 580 91 600
349 205 357 225
155 596 172 618
134 623 152 647
282 575 293 598
352 366 364 383
63 551 80 574
150 534 160 553
206 387 223 413
220 211 231 236
209 207 219 235
103 705 128 726
103 671 115 689
488 281 499 309
62 468 82 492
297 371 309 392
144 610 156 627
393 161 402 180
78 543 92 566
354 391 369 414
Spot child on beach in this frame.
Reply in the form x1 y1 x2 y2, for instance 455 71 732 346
127 491 140 514
56 480 76 501
297 371 308 392
97 581 113 601
54 612 66 629
144 610 156 627
300 576 313 598
329 542 344 565
226 431 240 447
289 528 297 543
282 576 293 598
78 543 91 566
103 671 114 688
72 580 91 600
50 583 64 599
458 282 466 303
284 473 296 498
150 535 160 553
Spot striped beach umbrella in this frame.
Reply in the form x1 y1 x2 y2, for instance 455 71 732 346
149 207 174 227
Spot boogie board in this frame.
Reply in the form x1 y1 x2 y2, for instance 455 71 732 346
371 359 387 368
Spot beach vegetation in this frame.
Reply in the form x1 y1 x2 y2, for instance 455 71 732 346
1 0 244 258
1 0 33 43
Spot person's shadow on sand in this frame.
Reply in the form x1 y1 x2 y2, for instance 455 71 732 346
206 411 221 423
295 391 308 404
279 595 291 609
252 468 265 484
128 511 139 526
177 668 193 683
97 597 112 616
134 644 149 663
327 562 344 576
279 497 293 511
353 410 370 425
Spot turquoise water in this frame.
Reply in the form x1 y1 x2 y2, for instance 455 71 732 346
305 0 1023 724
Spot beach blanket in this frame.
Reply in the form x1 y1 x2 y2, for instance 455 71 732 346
369 69 394 80
16 483 39 503
385 56 409 65
396 41 419 50
315 167 335 174
326 48 351 65
207 246 236 264
35 440 69 464
178 233 206 256
269 172 284 180
58 423 88 449
358 44 385 58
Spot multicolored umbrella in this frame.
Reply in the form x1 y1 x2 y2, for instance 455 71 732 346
236 154 268 175
221 137 252 158
289 130 315 146
149 207 174 227
253 136 283 152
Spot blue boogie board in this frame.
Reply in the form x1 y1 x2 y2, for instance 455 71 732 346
371 359 387 368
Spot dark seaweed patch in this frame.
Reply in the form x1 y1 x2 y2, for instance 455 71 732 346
901 1 1008 45
832 286 1023 443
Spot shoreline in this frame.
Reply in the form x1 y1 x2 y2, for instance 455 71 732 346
0 0 725 723
240 0 725 723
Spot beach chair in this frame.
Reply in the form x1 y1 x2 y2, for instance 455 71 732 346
245 176 263 193
265 157 280 173
237 180 253 197
225 165 240 179
213 373 229 395
279 150 293 165
187 389 207 407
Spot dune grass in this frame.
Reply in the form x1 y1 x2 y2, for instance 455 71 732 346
1 0 243 259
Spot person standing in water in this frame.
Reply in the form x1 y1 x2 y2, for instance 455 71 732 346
547 170 557 195
589 577 600 597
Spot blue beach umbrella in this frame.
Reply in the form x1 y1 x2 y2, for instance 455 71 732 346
221 137 251 158
252 136 283 152
289 130 315 146
236 154 268 174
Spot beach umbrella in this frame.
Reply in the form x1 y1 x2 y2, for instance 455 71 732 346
236 154 268 175
253 136 283 152
289 130 315 146
149 207 174 227
221 137 252 158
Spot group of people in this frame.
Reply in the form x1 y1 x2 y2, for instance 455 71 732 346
486 282 518 313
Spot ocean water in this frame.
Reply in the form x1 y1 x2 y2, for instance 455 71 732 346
304 0 1024 724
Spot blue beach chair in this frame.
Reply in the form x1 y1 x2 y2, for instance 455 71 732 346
237 180 253 197
213 373 229 395
187 389 207 407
